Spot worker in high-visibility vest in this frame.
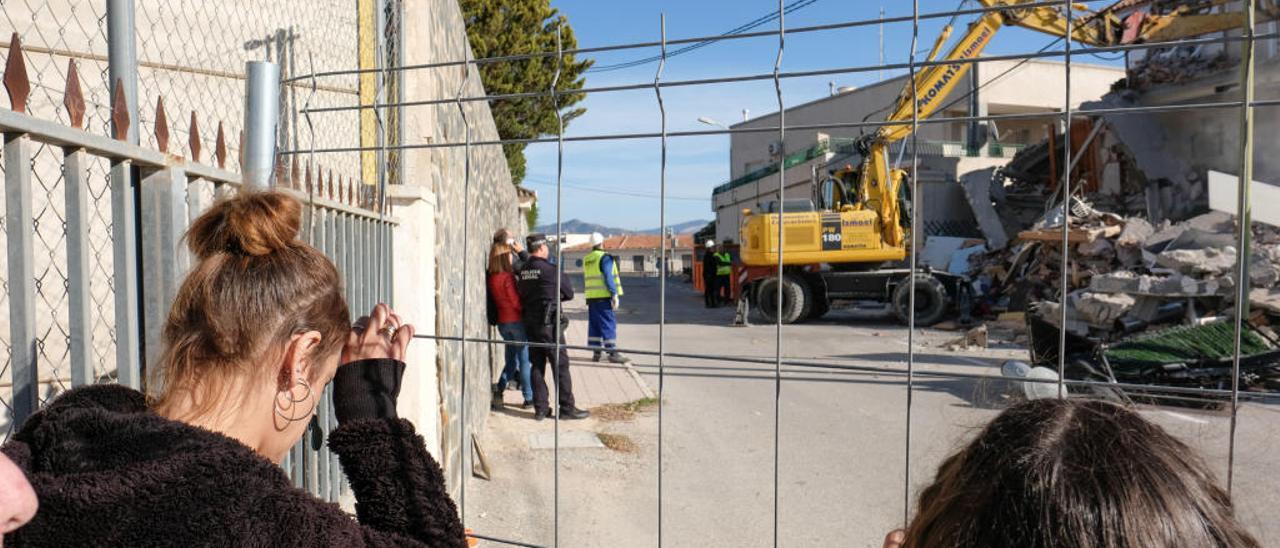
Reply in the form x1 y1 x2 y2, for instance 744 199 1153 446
714 241 734 306
701 239 720 308
583 232 630 364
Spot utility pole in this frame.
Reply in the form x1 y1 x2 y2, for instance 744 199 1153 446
879 6 885 82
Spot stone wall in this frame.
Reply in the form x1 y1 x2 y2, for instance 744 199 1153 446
399 0 522 495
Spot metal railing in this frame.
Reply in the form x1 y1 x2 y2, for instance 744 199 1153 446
0 26 393 502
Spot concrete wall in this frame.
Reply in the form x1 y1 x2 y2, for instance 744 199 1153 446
396 0 521 495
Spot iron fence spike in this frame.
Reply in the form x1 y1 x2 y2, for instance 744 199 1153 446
154 96 170 153
111 78 130 141
4 33 29 114
215 122 227 169
189 112 202 163
63 59 85 128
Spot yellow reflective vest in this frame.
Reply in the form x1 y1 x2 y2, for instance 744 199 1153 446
714 252 732 276
583 249 623 299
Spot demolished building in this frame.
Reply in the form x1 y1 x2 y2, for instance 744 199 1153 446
949 1 1280 396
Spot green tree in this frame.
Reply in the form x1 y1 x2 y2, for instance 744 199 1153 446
526 201 540 231
460 0 592 191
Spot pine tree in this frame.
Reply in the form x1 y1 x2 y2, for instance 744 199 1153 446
460 0 592 190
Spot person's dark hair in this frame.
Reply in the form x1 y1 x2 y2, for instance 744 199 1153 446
151 191 350 418
526 232 549 254
904 398 1259 548
493 228 511 245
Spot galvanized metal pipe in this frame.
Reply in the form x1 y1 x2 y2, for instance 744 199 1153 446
63 147 94 388
5 133 37 423
106 0 138 145
243 61 282 189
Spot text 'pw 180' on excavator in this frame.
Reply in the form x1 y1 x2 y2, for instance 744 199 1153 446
735 0 1272 325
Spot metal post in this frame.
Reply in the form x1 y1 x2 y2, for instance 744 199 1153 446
139 167 188 373
107 0 138 145
107 0 142 390
243 61 282 189
5 133 38 423
64 147 95 387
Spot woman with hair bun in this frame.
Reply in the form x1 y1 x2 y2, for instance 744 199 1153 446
1 191 467 547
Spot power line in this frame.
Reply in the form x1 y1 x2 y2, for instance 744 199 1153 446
521 179 709 201
587 0 820 73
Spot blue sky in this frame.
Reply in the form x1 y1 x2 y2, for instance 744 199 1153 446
528 0 1119 230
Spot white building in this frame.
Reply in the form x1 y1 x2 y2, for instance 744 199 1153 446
562 234 696 277
712 59 1126 243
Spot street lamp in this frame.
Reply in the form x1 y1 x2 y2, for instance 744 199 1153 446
697 116 728 130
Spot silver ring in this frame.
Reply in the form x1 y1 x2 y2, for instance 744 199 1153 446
381 324 398 338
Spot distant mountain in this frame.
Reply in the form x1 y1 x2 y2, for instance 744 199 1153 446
535 218 710 236
533 219 628 235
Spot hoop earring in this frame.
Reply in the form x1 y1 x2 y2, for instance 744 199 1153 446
275 378 315 422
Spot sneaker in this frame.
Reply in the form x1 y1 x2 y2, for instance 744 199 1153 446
559 407 590 420
522 400 533 409
592 351 603 362
534 409 554 421
608 353 632 364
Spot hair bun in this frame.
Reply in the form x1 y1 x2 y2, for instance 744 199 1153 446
187 190 302 259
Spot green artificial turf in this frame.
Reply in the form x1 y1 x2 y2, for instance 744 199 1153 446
1105 321 1273 367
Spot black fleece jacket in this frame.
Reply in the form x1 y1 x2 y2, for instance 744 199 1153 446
1 381 466 547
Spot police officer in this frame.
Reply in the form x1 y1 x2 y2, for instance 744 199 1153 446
517 233 590 421
582 232 630 364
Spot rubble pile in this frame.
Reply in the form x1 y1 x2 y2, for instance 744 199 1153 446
943 206 1280 343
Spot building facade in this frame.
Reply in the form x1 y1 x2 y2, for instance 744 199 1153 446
562 234 696 278
712 59 1125 243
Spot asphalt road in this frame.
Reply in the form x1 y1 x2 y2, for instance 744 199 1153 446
466 276 1280 548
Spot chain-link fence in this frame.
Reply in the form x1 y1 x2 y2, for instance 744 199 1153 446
292 0 1280 546
0 0 374 438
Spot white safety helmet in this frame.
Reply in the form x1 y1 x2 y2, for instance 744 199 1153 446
705 239 716 248
589 232 605 246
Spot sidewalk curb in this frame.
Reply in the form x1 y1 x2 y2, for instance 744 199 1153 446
621 360 656 400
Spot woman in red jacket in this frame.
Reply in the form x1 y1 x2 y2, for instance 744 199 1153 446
488 241 533 408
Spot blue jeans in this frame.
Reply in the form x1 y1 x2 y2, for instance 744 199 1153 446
497 322 533 401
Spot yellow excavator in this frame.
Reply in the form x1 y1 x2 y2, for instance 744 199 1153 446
737 0 1271 324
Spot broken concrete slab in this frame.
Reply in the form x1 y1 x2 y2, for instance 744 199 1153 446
921 236 969 270
961 168 1009 250
1155 246 1237 276
1090 271 1229 297
1252 261 1280 289
1251 288 1280 315
949 244 988 275
1127 296 1165 322
1117 217 1154 247
1073 291 1136 327
1035 301 1090 336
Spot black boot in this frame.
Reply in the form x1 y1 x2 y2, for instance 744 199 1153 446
559 407 590 420
490 383 503 410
